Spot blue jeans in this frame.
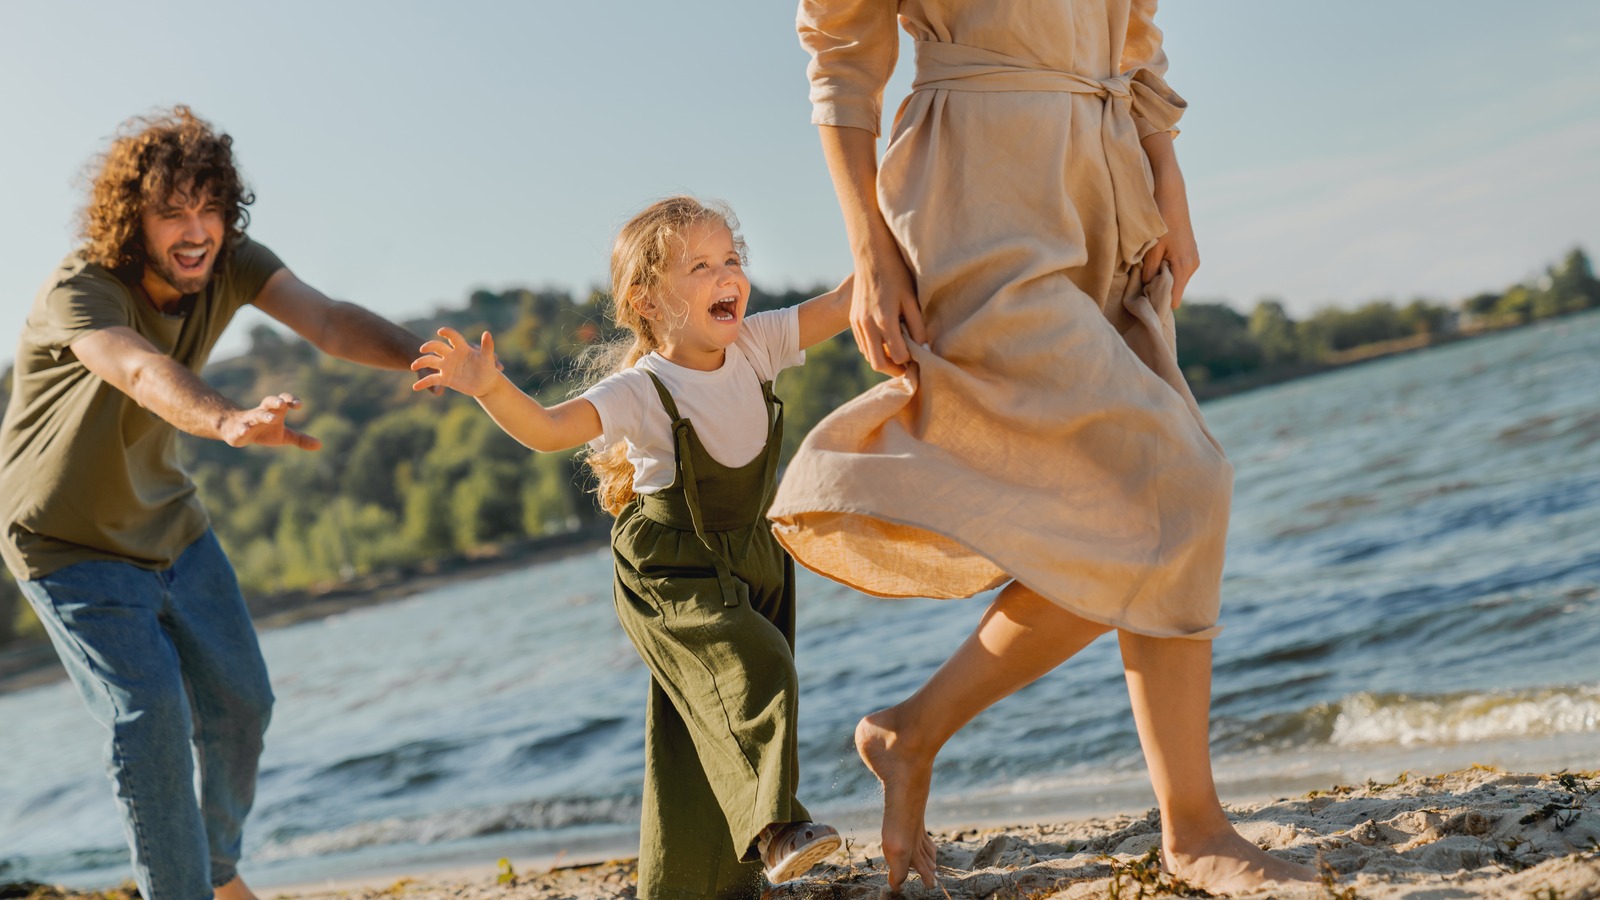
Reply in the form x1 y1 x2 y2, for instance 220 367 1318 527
20 530 274 900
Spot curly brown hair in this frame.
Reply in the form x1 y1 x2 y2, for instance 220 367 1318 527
78 105 255 276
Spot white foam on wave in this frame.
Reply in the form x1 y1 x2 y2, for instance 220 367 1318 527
1329 685 1600 748
252 795 639 862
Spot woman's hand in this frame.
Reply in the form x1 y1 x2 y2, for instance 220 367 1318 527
411 327 504 397
852 240 927 376
1139 132 1199 308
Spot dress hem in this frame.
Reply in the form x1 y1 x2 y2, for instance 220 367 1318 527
770 506 1221 641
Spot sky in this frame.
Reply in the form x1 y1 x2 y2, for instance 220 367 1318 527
2 1 1597 364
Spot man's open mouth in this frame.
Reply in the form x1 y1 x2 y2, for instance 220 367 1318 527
173 246 210 273
710 298 738 322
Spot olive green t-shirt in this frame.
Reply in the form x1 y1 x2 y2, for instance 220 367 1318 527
0 238 284 580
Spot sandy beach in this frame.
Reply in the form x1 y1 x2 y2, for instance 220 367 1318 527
260 767 1600 899
19 766 1591 900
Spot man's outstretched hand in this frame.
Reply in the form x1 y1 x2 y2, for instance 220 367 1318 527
221 393 321 450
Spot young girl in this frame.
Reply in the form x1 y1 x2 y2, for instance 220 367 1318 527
412 196 851 899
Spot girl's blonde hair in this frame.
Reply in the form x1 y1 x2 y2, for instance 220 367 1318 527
583 196 747 515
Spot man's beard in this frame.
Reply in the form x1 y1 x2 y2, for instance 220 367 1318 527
147 251 215 297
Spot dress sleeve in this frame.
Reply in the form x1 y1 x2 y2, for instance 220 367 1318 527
798 0 900 136
1121 0 1186 140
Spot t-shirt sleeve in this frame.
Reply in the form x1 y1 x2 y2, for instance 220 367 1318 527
738 307 805 381
36 272 135 354
579 369 648 451
229 237 287 311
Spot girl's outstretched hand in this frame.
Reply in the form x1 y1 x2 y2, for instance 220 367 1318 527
412 327 502 397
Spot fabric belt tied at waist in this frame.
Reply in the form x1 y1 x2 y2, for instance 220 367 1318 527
910 39 1185 268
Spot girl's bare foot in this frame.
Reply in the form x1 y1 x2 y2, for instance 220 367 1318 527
855 709 939 890
1164 830 1318 895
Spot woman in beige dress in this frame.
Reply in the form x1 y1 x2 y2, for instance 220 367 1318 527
769 0 1320 893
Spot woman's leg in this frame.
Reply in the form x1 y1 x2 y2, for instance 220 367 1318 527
1118 633 1318 890
856 581 1112 889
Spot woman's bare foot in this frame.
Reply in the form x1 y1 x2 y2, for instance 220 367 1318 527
214 876 260 900
1163 829 1318 895
855 709 939 890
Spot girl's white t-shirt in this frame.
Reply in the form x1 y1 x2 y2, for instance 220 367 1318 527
581 308 804 493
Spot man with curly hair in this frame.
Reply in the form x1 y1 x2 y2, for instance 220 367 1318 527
0 106 433 900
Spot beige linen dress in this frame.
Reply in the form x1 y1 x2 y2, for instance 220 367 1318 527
769 0 1233 639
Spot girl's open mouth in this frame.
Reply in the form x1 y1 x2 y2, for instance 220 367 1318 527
710 299 738 322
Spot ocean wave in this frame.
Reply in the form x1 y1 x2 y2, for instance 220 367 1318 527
315 738 467 785
252 794 639 862
1328 686 1600 747
512 717 628 766
1218 685 1600 753
0 846 129 882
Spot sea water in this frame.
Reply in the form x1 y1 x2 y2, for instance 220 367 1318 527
3 312 1597 888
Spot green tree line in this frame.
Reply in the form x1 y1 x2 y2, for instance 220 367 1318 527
1174 247 1598 387
0 246 1595 648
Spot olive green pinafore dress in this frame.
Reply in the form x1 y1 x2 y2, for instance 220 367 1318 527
610 370 809 899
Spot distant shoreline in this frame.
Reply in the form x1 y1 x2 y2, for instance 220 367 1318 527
1189 327 1473 402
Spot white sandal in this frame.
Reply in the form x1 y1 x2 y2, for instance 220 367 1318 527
760 820 842 883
